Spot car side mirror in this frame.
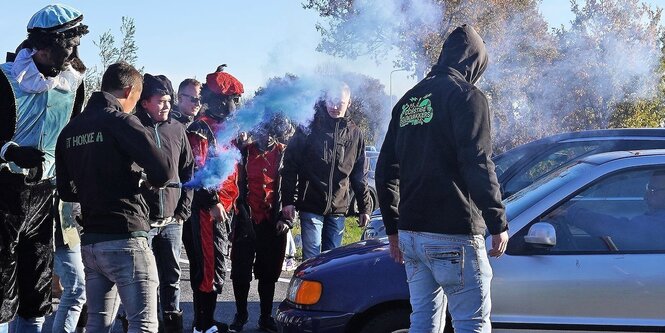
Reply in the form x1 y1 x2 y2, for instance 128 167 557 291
524 222 556 248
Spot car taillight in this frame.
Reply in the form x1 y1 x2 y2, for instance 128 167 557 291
287 278 322 305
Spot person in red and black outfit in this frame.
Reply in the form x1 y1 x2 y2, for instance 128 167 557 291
182 67 244 333
229 116 294 333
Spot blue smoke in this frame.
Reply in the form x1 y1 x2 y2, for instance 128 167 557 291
186 74 345 190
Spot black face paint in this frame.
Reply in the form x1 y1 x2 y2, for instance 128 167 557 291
207 95 239 121
50 46 72 70
38 37 78 77
252 127 275 151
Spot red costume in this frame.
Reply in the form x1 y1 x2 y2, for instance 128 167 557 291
230 140 289 330
181 69 244 332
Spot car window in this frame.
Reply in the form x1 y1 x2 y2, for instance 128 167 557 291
509 167 665 254
504 161 592 221
502 143 603 196
494 148 528 179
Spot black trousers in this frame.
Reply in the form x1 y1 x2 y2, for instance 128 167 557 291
0 171 55 322
230 219 287 284
182 204 231 294
182 202 232 329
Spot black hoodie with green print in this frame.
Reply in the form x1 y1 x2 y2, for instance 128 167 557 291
376 25 508 237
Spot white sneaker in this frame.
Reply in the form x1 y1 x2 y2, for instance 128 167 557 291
193 327 218 333
284 258 297 271
204 327 219 333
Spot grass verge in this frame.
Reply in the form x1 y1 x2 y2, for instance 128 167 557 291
290 216 363 261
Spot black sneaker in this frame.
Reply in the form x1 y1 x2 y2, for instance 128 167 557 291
257 316 277 333
229 313 248 332
215 322 229 333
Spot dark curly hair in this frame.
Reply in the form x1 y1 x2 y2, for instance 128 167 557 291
26 24 89 51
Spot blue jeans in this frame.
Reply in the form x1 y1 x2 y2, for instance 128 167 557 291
81 237 158 333
7 316 45 333
52 245 86 333
398 231 493 333
148 222 183 313
300 212 346 260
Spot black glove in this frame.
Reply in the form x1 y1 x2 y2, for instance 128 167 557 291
276 219 291 235
4 145 45 168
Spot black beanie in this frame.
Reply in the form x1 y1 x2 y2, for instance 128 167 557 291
141 73 174 102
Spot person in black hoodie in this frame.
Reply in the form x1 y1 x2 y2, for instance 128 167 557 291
55 62 172 333
134 74 194 333
376 25 509 333
281 82 371 260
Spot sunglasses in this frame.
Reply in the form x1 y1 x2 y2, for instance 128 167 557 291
180 93 201 104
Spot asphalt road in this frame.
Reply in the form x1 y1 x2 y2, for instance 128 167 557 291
44 249 296 332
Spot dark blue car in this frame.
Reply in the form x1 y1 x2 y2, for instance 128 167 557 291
276 238 411 333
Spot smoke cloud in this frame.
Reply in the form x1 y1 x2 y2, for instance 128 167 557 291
321 0 662 151
334 0 443 58
482 1 662 150
186 74 351 190
187 0 663 190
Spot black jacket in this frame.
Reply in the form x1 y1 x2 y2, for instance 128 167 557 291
55 92 173 236
281 106 371 215
171 108 195 128
376 25 508 236
135 109 194 222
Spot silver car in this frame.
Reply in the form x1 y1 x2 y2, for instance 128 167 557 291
282 150 665 332
491 150 665 331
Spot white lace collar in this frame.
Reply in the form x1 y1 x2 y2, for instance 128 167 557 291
10 48 82 94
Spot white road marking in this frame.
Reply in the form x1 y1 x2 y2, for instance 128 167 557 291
278 278 291 283
179 258 189 264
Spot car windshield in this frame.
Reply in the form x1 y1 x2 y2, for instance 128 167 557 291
494 145 531 179
503 161 593 221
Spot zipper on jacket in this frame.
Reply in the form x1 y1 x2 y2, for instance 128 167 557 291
153 125 162 148
302 180 310 202
324 121 339 214
153 124 165 218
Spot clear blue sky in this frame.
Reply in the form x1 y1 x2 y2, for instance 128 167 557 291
1 0 663 99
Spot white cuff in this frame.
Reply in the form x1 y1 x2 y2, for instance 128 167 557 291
0 141 18 161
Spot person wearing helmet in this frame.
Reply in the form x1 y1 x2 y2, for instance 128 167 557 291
0 4 88 332
182 67 244 333
229 115 294 332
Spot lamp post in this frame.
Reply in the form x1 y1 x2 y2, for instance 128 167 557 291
389 68 409 108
